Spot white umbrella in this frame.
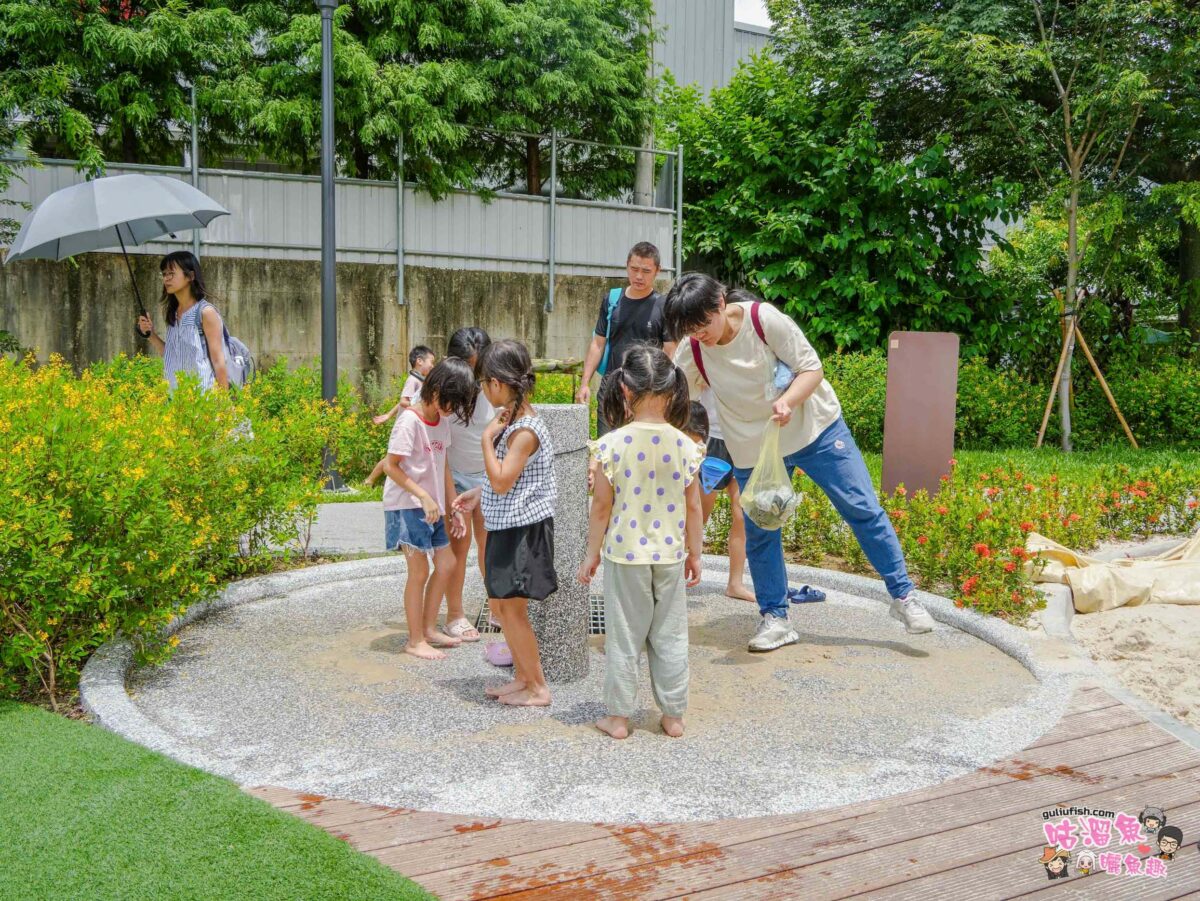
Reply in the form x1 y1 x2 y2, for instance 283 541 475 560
3 173 229 319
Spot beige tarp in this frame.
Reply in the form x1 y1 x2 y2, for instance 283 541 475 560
1026 529 1200 613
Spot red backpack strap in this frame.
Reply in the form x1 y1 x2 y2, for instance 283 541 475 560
689 337 709 385
750 301 767 345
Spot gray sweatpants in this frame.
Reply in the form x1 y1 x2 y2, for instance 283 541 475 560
603 558 689 718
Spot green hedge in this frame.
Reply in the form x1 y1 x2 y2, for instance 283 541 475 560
824 350 1200 452
0 355 346 706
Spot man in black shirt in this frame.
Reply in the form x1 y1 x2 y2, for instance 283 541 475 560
576 241 676 436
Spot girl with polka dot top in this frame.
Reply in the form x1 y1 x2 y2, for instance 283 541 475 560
578 345 704 740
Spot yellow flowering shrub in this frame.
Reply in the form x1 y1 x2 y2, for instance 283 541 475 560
0 355 344 707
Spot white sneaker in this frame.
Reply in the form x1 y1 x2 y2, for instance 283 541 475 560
748 614 800 652
889 595 935 634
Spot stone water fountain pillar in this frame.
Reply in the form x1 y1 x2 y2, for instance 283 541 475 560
530 403 590 682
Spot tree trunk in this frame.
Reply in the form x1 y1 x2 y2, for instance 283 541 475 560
1060 177 1080 453
352 142 371 180
634 132 655 206
1181 211 1200 343
526 137 542 195
633 28 656 207
121 124 139 165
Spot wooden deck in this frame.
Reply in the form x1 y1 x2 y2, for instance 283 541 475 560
249 686 1200 900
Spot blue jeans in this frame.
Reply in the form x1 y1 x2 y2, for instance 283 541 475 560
733 416 914 618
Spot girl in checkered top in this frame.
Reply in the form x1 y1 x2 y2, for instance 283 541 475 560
454 339 558 707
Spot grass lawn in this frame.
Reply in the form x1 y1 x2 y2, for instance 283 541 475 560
320 483 384 504
0 701 433 901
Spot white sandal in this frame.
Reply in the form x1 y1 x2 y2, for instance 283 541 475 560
445 617 481 642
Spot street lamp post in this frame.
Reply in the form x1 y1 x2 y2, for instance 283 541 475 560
317 0 344 489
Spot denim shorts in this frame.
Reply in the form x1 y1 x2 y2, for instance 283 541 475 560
452 469 487 494
385 508 449 553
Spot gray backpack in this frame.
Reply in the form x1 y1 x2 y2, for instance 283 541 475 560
197 300 256 388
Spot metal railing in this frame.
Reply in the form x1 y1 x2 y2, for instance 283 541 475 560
3 123 684 317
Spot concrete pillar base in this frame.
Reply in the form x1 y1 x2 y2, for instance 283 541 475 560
531 403 590 683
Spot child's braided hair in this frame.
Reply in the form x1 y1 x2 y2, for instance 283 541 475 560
478 339 536 441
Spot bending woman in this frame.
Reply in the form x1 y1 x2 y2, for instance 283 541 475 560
136 251 228 392
664 273 935 652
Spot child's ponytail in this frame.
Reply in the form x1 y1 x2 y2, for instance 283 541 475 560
616 344 691 431
663 364 690 432
598 368 630 431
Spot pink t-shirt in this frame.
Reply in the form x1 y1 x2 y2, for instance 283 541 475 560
382 408 451 513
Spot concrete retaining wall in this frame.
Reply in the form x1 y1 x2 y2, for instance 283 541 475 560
0 253 643 384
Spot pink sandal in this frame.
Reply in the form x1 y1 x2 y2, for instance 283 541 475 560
445 617 481 642
484 642 513 667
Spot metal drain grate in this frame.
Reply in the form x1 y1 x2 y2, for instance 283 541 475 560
473 596 607 635
588 594 605 635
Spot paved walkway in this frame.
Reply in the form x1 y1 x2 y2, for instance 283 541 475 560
306 501 391 556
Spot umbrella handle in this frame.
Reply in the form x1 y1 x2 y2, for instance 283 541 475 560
117 228 149 319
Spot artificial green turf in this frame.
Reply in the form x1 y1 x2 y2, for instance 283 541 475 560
0 702 434 901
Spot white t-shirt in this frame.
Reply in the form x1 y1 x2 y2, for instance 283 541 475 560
400 371 424 403
673 302 842 469
699 387 723 442
447 392 495 475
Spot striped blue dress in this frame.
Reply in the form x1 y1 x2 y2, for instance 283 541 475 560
161 302 216 393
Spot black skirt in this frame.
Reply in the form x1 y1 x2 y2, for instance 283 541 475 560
485 517 559 601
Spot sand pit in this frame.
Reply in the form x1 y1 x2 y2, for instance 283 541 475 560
1072 605 1200 730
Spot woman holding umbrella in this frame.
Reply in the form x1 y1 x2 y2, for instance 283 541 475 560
137 251 229 392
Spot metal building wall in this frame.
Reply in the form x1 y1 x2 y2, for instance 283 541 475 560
3 160 675 278
732 24 771 66
653 0 736 95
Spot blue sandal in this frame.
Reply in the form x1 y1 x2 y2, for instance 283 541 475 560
788 585 827 604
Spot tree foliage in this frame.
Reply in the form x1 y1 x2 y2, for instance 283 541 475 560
988 193 1180 374
780 0 1200 343
660 56 1018 352
0 0 250 171
0 0 655 200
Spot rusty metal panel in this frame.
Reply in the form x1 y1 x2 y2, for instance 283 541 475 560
882 331 960 498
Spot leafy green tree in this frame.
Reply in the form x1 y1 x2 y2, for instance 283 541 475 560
214 0 655 197
779 0 1200 344
659 55 1017 352
0 0 250 172
0 113 31 246
988 195 1180 374
1 1 654 200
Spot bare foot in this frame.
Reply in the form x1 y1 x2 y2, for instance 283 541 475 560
404 642 447 661
661 716 685 738
485 679 527 698
499 687 552 707
425 629 462 648
726 582 756 602
595 716 630 739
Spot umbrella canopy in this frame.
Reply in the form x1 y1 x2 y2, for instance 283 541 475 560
4 173 229 263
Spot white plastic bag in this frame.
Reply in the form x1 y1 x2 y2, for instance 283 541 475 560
741 421 800 530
